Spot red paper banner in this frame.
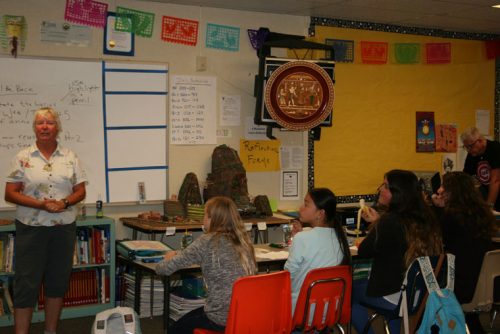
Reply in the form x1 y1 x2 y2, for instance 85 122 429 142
485 40 500 59
360 41 388 64
161 16 198 46
426 43 451 64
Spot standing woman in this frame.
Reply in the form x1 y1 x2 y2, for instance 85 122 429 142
156 196 257 333
5 107 87 334
284 187 351 313
432 171 497 333
352 169 442 334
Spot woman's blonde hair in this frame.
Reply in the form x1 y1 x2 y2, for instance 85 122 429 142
32 107 62 134
205 196 257 275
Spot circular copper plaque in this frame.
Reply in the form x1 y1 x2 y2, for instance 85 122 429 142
264 61 334 131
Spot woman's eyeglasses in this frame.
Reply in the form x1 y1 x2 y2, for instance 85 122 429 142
378 183 388 191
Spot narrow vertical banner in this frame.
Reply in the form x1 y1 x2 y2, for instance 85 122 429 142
416 111 435 152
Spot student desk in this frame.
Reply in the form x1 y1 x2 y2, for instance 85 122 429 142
120 214 293 243
117 244 289 333
117 243 362 333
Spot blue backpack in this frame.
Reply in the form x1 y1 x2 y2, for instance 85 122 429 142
415 254 466 334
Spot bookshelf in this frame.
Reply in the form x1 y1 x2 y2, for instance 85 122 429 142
0 217 115 327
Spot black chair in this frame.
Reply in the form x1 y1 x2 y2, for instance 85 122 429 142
361 255 448 334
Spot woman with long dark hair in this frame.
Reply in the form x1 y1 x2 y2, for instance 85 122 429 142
432 171 497 333
284 187 351 313
352 169 442 334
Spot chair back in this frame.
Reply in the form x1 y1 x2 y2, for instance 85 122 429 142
224 270 292 334
292 265 352 332
462 249 500 313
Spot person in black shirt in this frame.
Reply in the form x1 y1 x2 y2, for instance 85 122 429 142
461 127 500 211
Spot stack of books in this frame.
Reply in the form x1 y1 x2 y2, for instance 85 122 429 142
169 287 206 321
122 273 165 318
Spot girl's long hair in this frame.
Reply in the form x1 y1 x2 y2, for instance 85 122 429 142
441 171 497 239
205 196 257 275
384 170 442 267
308 188 352 265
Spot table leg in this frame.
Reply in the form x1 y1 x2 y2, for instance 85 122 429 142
134 268 142 315
150 275 154 318
163 276 170 334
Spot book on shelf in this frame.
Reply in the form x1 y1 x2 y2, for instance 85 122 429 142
37 268 110 310
0 279 14 316
1 233 15 273
75 226 111 266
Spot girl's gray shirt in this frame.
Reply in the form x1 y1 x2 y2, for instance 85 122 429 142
156 233 247 326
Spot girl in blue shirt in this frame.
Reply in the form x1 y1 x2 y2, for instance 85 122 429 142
284 188 351 313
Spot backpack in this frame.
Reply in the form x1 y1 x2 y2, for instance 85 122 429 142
204 145 251 207
402 254 467 334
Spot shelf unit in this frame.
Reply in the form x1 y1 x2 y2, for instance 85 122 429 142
0 217 115 327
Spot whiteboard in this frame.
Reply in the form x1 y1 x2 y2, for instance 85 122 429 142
103 62 168 203
0 58 168 208
0 58 105 208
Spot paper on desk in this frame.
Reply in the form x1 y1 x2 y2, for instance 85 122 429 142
165 227 176 236
255 248 289 260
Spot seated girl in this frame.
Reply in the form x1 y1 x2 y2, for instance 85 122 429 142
432 171 497 333
284 187 351 313
353 169 442 334
156 196 257 333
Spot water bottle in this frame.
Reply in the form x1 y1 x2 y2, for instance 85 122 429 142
282 223 292 246
181 230 193 249
96 194 103 219
81 205 87 219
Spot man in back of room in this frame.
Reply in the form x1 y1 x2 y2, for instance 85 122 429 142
461 126 500 211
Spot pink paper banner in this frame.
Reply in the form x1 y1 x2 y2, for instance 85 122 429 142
426 43 451 64
65 0 107 28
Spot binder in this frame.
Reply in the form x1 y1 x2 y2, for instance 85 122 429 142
117 240 173 260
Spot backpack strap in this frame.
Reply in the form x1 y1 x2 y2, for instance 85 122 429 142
401 254 446 334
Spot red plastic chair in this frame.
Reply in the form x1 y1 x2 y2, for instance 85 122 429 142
292 265 352 333
194 270 292 334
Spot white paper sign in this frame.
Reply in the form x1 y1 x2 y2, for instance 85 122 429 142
171 75 217 144
475 109 490 135
281 170 300 200
245 116 268 140
280 146 304 170
220 95 241 126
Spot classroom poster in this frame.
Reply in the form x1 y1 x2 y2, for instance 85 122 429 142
280 170 300 200
416 111 435 152
239 139 281 172
441 153 457 174
435 124 457 152
219 95 241 126
170 75 216 144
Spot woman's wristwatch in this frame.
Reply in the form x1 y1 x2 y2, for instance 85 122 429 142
62 198 70 209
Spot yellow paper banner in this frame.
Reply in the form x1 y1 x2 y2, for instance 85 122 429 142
240 139 281 172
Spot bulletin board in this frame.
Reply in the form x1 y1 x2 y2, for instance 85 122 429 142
0 57 168 208
310 26 495 196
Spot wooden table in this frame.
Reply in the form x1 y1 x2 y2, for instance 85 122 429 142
120 215 293 243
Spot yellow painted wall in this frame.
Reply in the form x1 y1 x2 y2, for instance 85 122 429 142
311 26 495 196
